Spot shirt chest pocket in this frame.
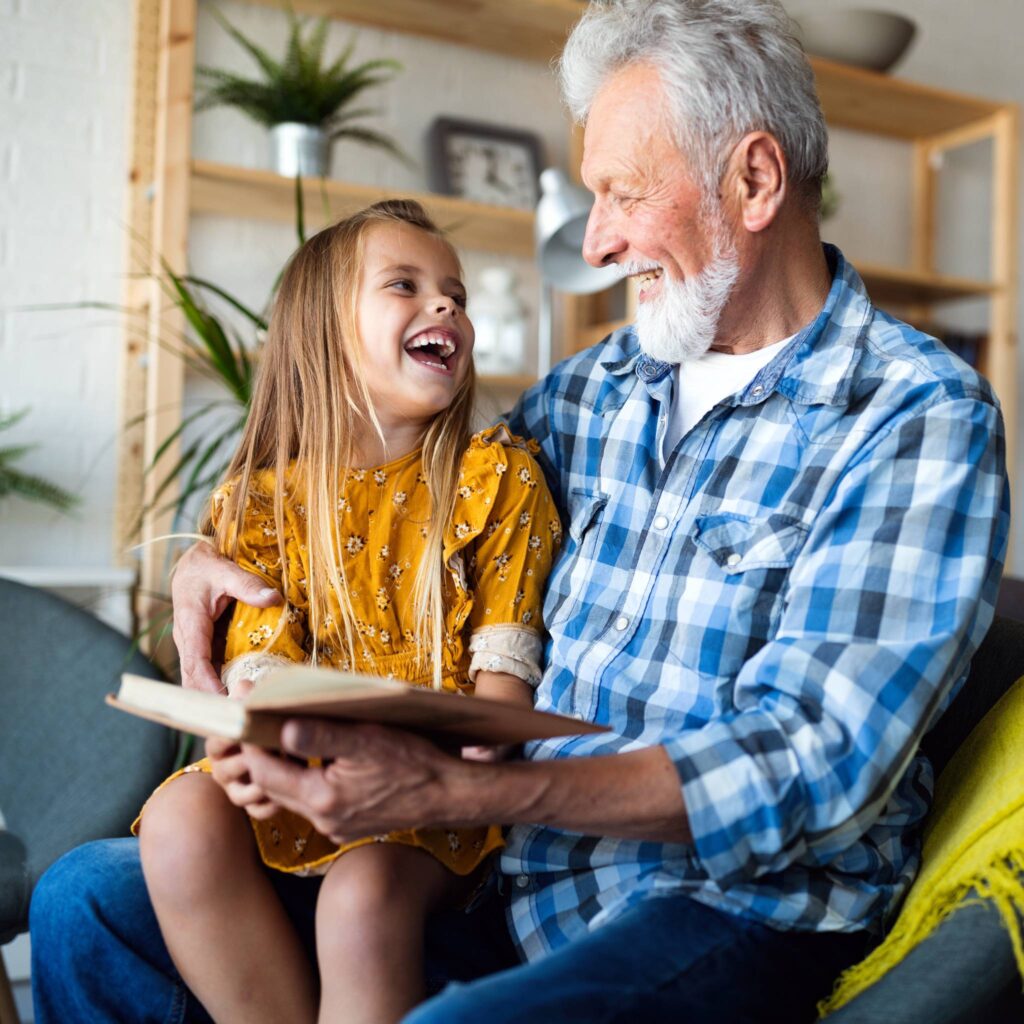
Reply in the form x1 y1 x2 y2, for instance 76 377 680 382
693 513 809 574
544 489 609 630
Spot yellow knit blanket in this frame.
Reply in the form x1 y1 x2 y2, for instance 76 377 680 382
819 674 1024 1017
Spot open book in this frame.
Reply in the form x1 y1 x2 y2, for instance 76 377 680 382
108 669 608 749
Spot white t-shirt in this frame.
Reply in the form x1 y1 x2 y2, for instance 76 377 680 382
663 335 795 457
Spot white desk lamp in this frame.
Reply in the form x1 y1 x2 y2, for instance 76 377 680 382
534 167 626 376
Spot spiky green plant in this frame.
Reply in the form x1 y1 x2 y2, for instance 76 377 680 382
0 408 79 512
137 177 309 533
196 6 409 164
139 262 262 531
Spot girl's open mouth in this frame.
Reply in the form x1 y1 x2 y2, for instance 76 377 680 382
403 331 458 372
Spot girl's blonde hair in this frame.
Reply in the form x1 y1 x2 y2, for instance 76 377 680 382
205 199 476 686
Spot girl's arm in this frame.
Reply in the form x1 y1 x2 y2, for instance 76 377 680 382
472 669 534 708
463 669 534 762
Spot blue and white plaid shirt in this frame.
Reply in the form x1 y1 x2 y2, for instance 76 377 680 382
501 245 1010 962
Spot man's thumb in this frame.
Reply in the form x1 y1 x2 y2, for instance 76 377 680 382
234 570 282 607
281 717 331 757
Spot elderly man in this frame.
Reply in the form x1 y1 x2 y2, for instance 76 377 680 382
31 1 1008 1021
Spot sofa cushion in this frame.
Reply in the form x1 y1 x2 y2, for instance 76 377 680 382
821 672 1024 1018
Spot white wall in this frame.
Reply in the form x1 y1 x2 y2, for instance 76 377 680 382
0 0 131 568
3 0 1021 576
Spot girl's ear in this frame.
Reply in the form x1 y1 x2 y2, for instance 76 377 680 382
724 131 787 234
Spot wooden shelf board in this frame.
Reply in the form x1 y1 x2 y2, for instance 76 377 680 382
855 262 995 305
244 0 583 63
479 374 537 391
811 57 1005 140
190 160 536 256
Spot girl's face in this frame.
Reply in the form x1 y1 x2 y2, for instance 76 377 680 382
355 221 475 437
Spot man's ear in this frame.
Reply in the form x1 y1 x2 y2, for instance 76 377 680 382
725 132 787 234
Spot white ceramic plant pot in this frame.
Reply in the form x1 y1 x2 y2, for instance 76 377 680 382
270 123 330 178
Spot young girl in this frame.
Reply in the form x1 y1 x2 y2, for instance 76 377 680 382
134 200 561 1024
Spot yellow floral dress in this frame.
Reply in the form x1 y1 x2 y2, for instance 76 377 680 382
135 426 561 877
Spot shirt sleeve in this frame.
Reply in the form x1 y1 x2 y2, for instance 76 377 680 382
211 482 309 693
663 392 1009 889
460 442 562 687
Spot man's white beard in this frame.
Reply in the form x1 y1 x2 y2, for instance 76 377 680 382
633 229 740 365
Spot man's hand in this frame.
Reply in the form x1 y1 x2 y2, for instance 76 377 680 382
236 720 477 844
210 717 691 845
172 541 282 692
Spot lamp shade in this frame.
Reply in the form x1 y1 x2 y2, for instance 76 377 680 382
535 168 626 294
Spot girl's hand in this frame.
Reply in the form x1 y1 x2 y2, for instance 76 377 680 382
206 734 282 819
226 676 255 700
461 743 519 763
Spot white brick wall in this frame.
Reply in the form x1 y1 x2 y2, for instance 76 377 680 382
0 0 130 569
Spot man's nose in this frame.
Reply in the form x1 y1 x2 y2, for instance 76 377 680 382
581 198 626 268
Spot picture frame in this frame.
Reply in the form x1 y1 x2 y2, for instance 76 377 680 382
427 116 545 211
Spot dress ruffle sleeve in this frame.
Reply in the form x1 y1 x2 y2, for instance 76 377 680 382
444 426 562 688
210 476 308 692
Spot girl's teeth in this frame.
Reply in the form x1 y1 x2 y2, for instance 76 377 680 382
407 334 455 357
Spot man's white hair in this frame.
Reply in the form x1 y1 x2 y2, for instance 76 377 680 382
558 0 829 205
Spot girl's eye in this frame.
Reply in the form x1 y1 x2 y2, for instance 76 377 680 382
389 279 415 293
452 293 468 309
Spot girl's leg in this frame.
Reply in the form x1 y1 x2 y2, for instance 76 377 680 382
315 843 463 1024
138 772 318 1024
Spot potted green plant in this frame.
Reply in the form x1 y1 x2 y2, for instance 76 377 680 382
821 171 840 221
0 409 79 513
197 7 408 178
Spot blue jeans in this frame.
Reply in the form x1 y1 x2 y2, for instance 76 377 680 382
31 838 867 1023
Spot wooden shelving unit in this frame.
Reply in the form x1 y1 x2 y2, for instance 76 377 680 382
854 264 995 307
120 0 1018 630
244 0 583 63
191 160 536 256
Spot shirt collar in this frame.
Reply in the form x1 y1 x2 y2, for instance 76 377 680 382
598 245 873 410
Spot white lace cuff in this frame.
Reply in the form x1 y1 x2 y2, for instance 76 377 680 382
221 652 296 696
468 624 543 687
